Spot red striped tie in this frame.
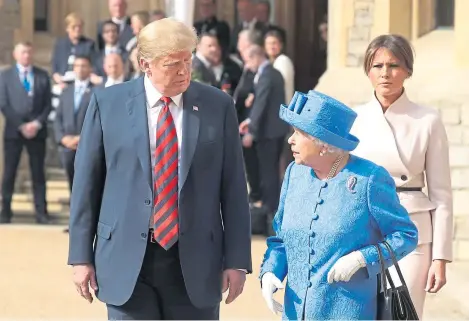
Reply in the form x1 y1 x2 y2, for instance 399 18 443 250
152 96 179 249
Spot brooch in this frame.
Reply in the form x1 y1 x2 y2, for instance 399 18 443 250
347 176 357 193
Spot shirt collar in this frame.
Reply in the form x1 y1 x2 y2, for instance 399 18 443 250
256 59 270 76
16 63 32 74
75 78 90 88
144 75 182 108
112 16 127 25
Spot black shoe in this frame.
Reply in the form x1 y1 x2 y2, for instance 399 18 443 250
36 213 51 224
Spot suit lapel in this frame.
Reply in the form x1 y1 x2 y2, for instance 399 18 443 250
64 86 75 132
179 83 200 193
126 78 152 190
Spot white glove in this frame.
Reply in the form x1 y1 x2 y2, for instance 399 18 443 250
261 272 284 315
327 251 366 283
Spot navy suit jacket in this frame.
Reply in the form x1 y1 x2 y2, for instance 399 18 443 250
0 66 51 140
53 82 94 148
96 18 134 51
67 78 252 308
52 36 96 76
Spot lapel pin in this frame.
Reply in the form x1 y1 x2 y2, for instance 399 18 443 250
193 106 199 111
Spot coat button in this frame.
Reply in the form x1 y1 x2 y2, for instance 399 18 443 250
308 281 313 287
312 214 319 220
316 198 324 205
321 181 328 188
145 199 151 205
401 175 408 181
141 232 147 239
310 231 316 237
310 249 315 255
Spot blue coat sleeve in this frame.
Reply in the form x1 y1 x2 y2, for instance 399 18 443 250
259 161 294 282
359 166 418 277
67 93 106 265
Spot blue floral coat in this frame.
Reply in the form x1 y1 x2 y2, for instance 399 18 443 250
260 155 418 320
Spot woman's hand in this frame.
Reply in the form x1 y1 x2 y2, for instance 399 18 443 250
261 272 284 315
425 260 447 293
327 251 366 283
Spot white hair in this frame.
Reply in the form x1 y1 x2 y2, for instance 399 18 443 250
310 136 346 156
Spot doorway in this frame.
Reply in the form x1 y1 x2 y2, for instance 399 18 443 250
435 0 454 28
293 0 328 92
34 0 48 31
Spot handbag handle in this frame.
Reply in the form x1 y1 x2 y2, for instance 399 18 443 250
375 243 389 296
382 241 408 288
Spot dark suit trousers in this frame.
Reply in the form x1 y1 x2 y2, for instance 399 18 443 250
243 144 261 203
60 149 76 192
255 137 285 213
106 240 219 320
1 138 47 216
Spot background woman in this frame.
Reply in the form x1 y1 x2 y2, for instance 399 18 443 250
260 90 418 320
51 13 95 87
350 34 453 319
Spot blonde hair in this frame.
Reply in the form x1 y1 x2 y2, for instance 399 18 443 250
137 17 197 64
131 11 150 27
65 13 83 28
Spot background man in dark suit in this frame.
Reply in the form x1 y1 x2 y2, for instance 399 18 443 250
229 0 265 55
0 42 52 224
192 32 242 96
68 18 251 320
53 55 94 193
194 0 231 57
93 21 128 78
255 0 287 46
239 44 289 233
96 0 133 51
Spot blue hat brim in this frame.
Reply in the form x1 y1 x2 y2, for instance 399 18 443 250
279 104 359 151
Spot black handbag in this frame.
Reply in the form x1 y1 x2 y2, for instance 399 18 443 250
376 241 419 320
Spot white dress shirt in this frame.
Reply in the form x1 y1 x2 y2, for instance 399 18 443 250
105 74 125 87
143 75 183 176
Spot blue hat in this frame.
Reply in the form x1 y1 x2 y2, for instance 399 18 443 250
279 90 359 151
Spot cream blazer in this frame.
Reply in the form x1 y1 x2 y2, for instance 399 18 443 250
273 54 295 102
350 91 453 261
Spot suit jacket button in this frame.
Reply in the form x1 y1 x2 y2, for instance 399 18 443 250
401 175 408 181
141 232 147 239
145 199 151 205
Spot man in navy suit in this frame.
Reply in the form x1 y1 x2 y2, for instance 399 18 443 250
0 42 52 224
68 18 252 320
97 0 134 51
54 55 94 193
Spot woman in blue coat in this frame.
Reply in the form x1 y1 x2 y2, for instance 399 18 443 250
259 90 418 320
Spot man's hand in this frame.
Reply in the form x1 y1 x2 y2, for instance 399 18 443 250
245 93 255 108
239 119 250 135
20 122 39 139
90 74 103 85
62 135 78 149
222 269 246 304
73 264 98 303
242 134 253 148
425 260 447 293
70 135 80 150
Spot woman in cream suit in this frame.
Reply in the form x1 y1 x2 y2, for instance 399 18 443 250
350 34 453 319
264 30 295 102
